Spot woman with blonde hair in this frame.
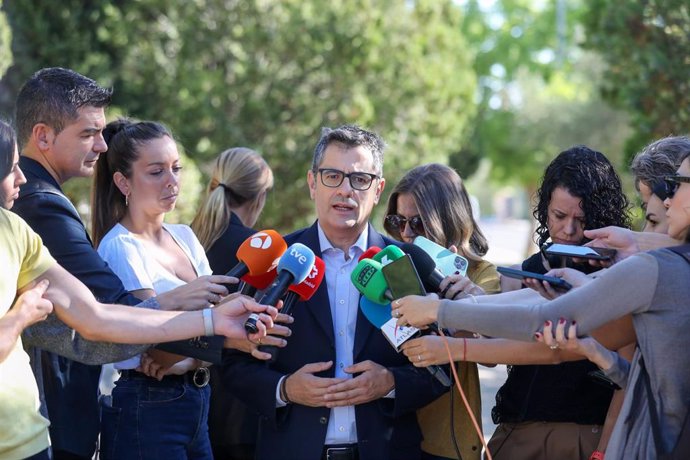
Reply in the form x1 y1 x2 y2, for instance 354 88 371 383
191 147 274 460
192 147 273 262
383 163 500 460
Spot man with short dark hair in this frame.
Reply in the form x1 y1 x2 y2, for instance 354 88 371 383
224 125 446 460
13 67 233 459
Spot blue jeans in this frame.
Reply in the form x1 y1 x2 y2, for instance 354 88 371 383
99 373 212 460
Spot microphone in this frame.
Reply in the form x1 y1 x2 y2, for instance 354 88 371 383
225 230 287 279
401 243 445 293
281 256 325 316
358 246 382 262
244 243 316 333
239 267 278 297
258 256 325 362
350 258 393 304
372 244 405 266
350 247 406 303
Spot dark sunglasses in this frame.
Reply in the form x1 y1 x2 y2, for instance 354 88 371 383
651 179 671 201
663 175 690 199
385 214 425 236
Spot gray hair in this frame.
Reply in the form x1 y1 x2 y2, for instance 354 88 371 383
311 125 386 175
630 136 690 191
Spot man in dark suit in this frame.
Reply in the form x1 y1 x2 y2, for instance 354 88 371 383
13 67 232 460
224 125 446 460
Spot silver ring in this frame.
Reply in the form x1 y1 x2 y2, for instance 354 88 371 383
549 344 559 350
417 355 422 362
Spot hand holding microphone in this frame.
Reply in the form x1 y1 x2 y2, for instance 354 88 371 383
258 257 325 362
244 243 316 334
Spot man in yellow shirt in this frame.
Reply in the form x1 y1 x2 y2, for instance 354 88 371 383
0 207 276 459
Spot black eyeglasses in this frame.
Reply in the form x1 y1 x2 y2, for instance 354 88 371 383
385 214 426 236
663 175 690 199
316 168 380 191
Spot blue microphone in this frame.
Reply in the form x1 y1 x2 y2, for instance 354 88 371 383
244 243 316 333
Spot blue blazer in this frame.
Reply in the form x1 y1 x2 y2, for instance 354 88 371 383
223 222 447 460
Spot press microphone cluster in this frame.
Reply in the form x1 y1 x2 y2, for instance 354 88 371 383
244 243 317 334
352 244 452 387
257 256 326 362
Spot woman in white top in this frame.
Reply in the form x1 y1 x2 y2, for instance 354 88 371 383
92 119 218 459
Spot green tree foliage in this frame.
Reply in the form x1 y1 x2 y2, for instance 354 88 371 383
0 1 10 78
1 0 477 232
455 0 631 195
582 0 690 161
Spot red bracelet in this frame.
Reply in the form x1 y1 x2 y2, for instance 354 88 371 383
589 451 605 460
463 337 467 362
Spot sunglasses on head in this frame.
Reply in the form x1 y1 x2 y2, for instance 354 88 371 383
385 214 426 236
663 175 690 199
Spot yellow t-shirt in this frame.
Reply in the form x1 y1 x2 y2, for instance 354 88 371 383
0 208 55 460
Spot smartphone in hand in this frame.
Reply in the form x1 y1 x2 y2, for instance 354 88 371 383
381 254 427 299
413 236 469 277
497 266 572 291
544 243 617 261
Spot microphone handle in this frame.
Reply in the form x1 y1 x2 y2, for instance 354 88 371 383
427 365 452 387
240 282 258 298
259 272 295 306
280 291 300 316
225 262 249 279
224 262 250 293
258 291 302 364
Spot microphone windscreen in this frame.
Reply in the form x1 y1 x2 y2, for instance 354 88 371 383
359 296 392 328
288 256 325 301
373 245 405 266
236 230 288 276
351 259 389 305
276 243 316 284
358 246 382 262
240 267 278 290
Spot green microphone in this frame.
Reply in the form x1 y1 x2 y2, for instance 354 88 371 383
350 258 391 305
372 245 405 266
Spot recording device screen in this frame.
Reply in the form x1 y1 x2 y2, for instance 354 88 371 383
496 266 572 291
544 243 617 261
382 254 427 299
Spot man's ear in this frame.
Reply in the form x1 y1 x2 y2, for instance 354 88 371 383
32 123 54 152
373 177 386 204
113 171 129 197
307 169 316 200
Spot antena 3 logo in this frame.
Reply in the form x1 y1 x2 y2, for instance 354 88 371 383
250 232 272 249
357 265 376 287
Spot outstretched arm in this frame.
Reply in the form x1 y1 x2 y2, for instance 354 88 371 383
394 254 656 343
1 280 52 363
38 263 276 344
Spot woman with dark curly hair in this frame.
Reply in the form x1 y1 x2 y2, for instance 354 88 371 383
490 146 631 459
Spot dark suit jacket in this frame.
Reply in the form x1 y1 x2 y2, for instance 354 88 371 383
13 157 219 456
223 221 447 460
207 213 261 451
